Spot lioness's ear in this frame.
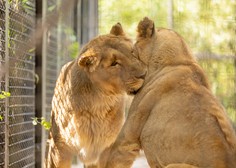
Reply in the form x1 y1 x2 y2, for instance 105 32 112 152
137 17 155 38
110 22 125 36
78 48 99 72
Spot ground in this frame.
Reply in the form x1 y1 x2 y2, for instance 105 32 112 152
71 151 149 168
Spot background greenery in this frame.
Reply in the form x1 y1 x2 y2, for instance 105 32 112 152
99 0 236 123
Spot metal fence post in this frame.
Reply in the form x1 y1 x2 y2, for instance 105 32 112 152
4 0 9 167
35 0 43 167
41 0 48 166
167 0 173 29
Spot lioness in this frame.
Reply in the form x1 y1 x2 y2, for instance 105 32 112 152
44 23 146 168
106 17 236 168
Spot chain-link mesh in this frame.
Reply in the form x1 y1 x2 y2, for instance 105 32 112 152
0 0 94 166
8 0 36 167
0 0 36 167
0 1 6 166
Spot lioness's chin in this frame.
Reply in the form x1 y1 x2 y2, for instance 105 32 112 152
126 79 144 95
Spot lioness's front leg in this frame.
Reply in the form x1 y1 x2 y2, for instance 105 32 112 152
45 139 73 168
105 133 141 168
106 91 154 168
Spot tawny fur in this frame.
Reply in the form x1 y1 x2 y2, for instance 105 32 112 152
106 17 236 168
44 23 146 168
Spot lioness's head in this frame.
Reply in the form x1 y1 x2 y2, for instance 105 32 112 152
134 17 195 73
78 23 146 95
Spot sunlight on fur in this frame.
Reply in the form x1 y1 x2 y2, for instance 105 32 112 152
44 23 146 168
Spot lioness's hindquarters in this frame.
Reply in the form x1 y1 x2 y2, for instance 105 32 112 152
44 23 146 168
105 17 236 168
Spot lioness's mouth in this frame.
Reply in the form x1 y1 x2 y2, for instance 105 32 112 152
128 89 139 95
126 77 145 95
129 89 140 95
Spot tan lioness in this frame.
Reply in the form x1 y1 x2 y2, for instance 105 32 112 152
106 17 236 168
44 23 146 168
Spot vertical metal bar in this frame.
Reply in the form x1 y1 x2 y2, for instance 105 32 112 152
35 0 43 167
41 0 47 166
77 0 82 44
81 0 98 46
4 0 9 167
88 0 98 40
167 0 173 29
57 0 61 75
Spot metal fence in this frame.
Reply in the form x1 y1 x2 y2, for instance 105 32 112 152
36 0 98 165
1 0 98 167
0 0 36 167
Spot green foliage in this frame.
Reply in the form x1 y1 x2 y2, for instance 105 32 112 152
99 0 236 123
59 26 80 59
69 42 80 59
199 59 236 122
0 91 11 121
99 0 168 37
99 0 236 54
32 117 51 130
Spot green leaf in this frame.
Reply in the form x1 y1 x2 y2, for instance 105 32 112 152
44 122 51 130
0 91 11 99
32 117 51 130
0 95 6 99
2 91 11 97
40 117 51 130
0 115 3 121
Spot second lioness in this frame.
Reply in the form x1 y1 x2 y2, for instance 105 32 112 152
45 23 146 168
106 17 236 168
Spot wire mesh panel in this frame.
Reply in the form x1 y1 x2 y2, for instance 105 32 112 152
8 0 36 167
0 1 6 167
0 0 36 167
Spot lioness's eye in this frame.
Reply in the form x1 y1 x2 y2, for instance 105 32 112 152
111 61 118 66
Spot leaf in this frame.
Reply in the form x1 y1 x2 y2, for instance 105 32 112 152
2 91 11 97
0 91 11 99
0 115 3 121
32 120 37 125
32 117 38 125
0 95 6 99
44 122 51 130
36 117 52 130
